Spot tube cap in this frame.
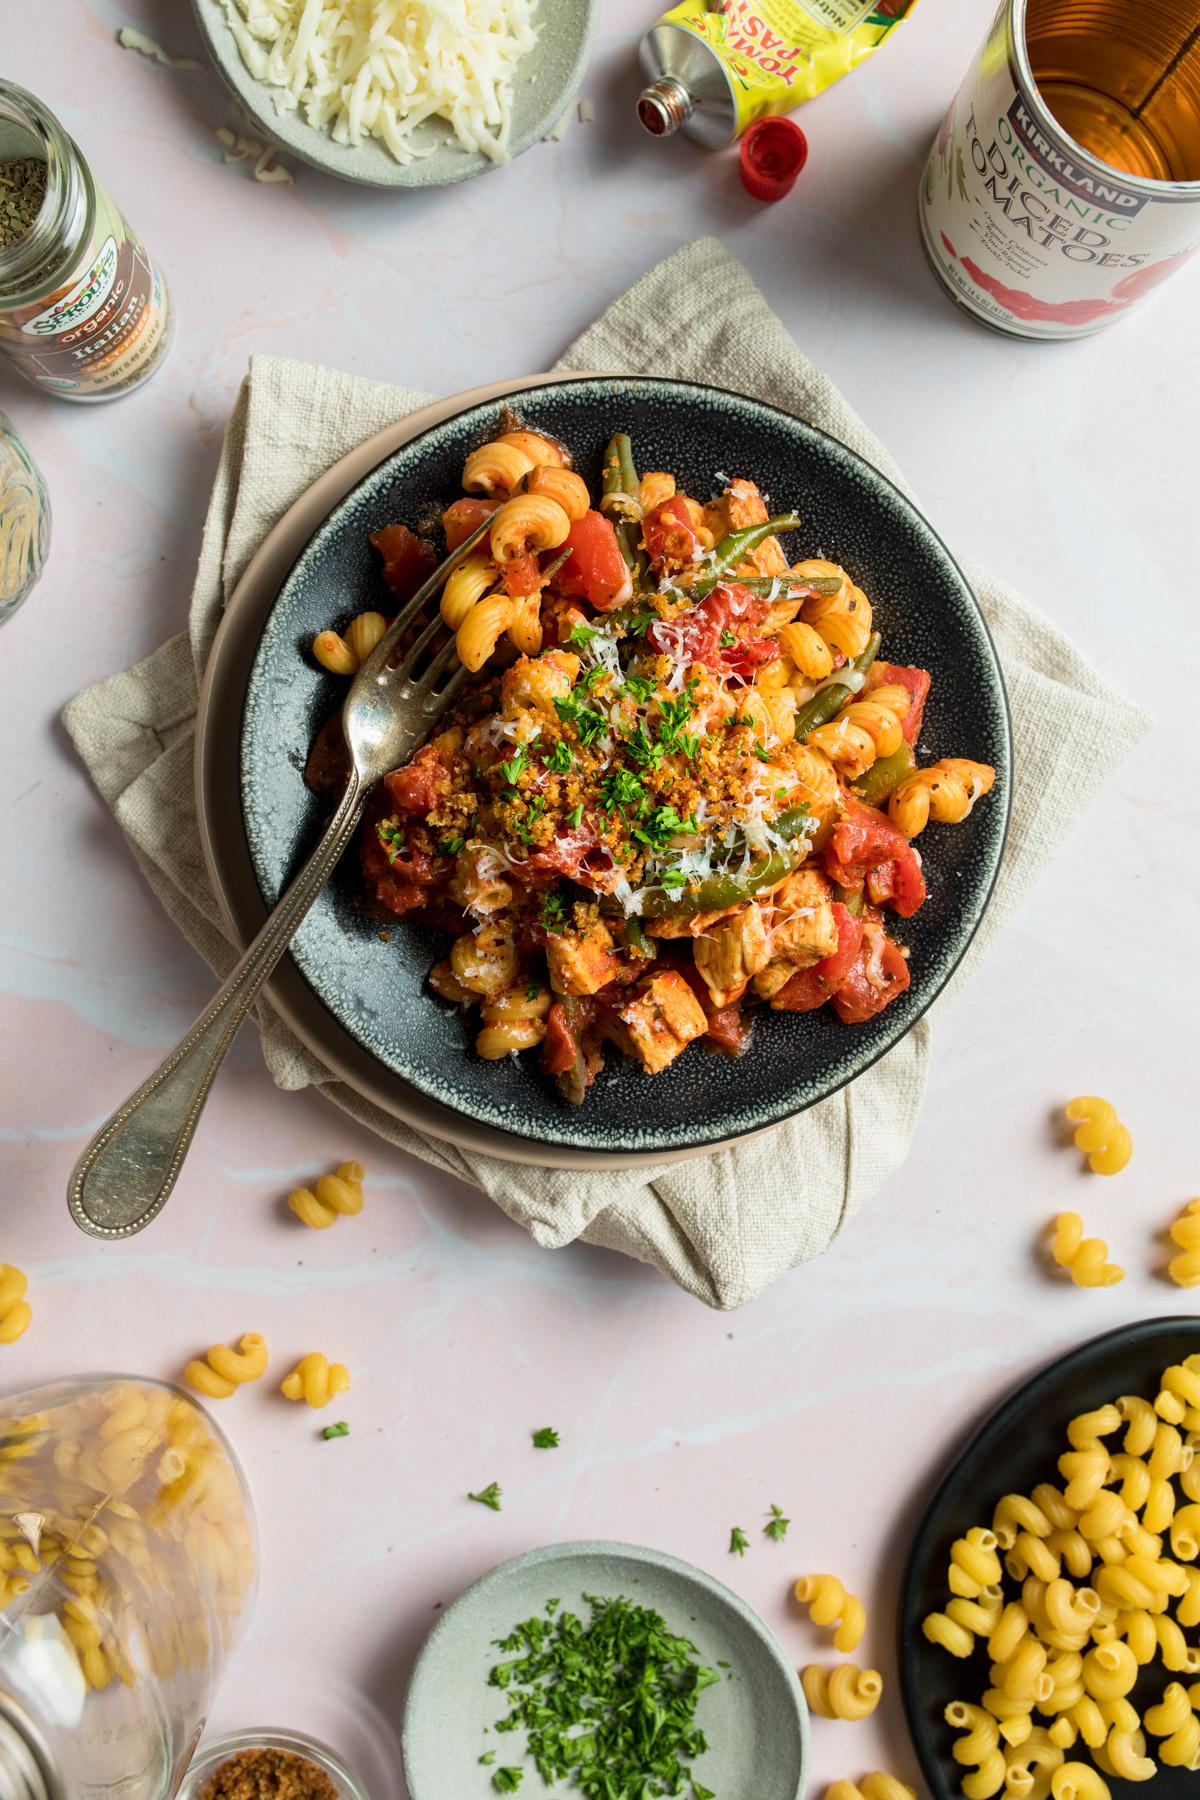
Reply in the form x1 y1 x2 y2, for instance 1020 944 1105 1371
739 117 808 202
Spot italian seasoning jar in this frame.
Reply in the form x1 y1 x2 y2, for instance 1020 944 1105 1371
0 81 172 400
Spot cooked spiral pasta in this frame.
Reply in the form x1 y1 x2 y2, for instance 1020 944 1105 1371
807 696 906 779
889 759 997 839
313 609 388 675
525 465 590 521
816 606 874 660
1166 1201 1200 1287
1064 1098 1132 1177
287 1160 365 1229
789 743 840 816
456 592 514 672
823 1777 915 1800
476 982 552 1060
794 1573 867 1653
489 494 571 564
779 620 835 680
463 439 535 496
508 590 544 657
802 1663 883 1721
441 551 499 629
500 429 568 470
450 923 519 999
0 1265 31 1344
280 1352 351 1409
1051 1215 1124 1289
184 1332 269 1399
637 471 675 513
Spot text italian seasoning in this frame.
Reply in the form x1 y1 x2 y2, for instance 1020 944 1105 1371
920 0 1200 340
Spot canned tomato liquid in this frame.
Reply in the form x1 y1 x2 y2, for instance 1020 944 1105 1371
919 0 1200 339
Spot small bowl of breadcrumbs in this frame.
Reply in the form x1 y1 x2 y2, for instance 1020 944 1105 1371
177 1730 369 1800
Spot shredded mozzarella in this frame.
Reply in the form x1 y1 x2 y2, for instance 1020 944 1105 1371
214 0 540 166
117 27 204 68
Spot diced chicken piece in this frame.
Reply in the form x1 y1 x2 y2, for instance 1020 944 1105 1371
693 902 772 1009
753 869 839 1000
737 532 790 578
545 922 621 996
615 971 708 1075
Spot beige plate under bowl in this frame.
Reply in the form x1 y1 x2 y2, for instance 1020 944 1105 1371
195 372 756 1171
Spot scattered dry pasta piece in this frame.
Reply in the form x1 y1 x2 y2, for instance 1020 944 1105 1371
1166 1201 1200 1288
1064 1098 1131 1177
280 1352 351 1409
794 1573 867 1652
801 1663 883 1720
1050 1215 1124 1288
287 1160 365 1229
824 1779 915 1800
0 1265 31 1343
184 1332 268 1399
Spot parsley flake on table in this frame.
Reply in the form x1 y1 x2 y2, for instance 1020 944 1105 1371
492 1770 523 1792
729 1526 749 1557
469 1482 503 1512
532 1427 560 1449
764 1503 790 1542
321 1421 349 1440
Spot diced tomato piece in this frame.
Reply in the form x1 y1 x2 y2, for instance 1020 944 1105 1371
557 511 631 612
442 497 499 551
383 745 450 819
867 662 931 746
647 608 721 668
643 496 700 567
370 523 438 600
831 927 911 1023
823 798 911 887
772 903 864 1013
504 552 542 597
699 583 769 635
521 825 615 894
866 846 926 918
722 636 780 686
541 1002 580 1077
360 810 446 917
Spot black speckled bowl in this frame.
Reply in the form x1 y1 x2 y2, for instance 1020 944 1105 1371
241 376 1011 1156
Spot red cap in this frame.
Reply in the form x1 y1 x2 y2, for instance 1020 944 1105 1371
739 117 808 202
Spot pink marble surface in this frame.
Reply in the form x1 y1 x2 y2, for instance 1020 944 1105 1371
2 1 1199 1794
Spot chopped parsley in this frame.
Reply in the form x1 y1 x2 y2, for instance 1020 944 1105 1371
532 1427 560 1450
622 672 658 704
545 740 573 774
437 833 466 856
753 743 771 762
658 870 688 891
568 622 599 647
525 983 542 1001
657 683 701 759
377 819 404 865
625 609 655 637
480 1752 497 1766
600 767 646 815
622 721 663 770
581 665 609 692
486 1595 719 1796
498 744 530 790
729 1526 749 1557
633 804 698 850
469 1482 503 1513
719 629 738 648
512 794 546 844
566 802 584 829
540 892 569 934
492 1771 523 1793
321 1421 349 1440
554 691 607 747
764 1503 790 1542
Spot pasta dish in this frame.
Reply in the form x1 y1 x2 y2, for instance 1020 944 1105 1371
308 420 996 1105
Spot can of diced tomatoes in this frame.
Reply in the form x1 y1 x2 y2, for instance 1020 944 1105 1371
919 0 1200 339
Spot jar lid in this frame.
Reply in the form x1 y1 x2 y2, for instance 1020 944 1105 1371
739 117 808 202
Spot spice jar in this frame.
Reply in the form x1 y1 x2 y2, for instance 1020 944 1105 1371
0 413 50 623
0 81 172 400
176 1730 371 1800
0 1375 257 1799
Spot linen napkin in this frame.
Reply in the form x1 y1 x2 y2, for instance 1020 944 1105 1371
63 238 1149 1310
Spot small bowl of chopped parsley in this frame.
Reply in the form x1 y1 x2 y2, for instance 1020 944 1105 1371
402 1541 807 1799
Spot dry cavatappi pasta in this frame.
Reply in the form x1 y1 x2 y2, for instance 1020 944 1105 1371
280 1353 351 1409
184 1332 269 1399
1050 1215 1124 1289
802 1662 884 1720
0 1263 31 1343
1166 1201 1200 1288
287 1160 366 1229
307 420 997 1107
795 1572 868 1652
1064 1098 1132 1177
923 1353 1200 1798
825 1778 915 1800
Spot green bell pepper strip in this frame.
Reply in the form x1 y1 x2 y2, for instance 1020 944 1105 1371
622 917 653 957
687 515 802 598
636 806 811 920
792 633 882 743
830 882 865 917
554 994 590 1108
851 740 916 809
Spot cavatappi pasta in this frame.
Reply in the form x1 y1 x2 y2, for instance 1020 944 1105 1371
795 1572 868 1653
1064 1098 1132 1177
1167 1202 1200 1288
1050 1215 1125 1289
280 1353 351 1409
922 1351 1200 1799
287 1160 366 1229
308 420 997 1105
802 1662 885 1720
0 1263 31 1343
184 1332 269 1399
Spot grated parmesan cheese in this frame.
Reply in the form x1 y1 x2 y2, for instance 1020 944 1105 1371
117 27 204 69
214 0 540 166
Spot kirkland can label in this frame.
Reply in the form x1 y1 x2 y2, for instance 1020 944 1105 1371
919 1 1200 339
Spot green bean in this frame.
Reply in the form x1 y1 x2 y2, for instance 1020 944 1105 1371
791 633 881 743
679 572 843 601
851 741 916 809
637 807 810 919
688 515 802 598
600 433 646 577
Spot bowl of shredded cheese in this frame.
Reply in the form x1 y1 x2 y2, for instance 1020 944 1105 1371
191 0 599 187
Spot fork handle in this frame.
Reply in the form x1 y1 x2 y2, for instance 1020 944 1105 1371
68 776 367 1239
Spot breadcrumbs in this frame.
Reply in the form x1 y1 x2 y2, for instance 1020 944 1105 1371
199 1748 338 1800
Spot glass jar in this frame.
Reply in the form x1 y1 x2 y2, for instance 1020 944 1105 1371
176 1729 371 1800
0 413 50 624
0 82 172 400
0 1376 257 1799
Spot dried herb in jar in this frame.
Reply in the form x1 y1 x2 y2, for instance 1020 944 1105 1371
0 157 46 249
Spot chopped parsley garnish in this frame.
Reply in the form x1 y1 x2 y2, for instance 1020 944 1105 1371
581 665 609 692
753 743 771 762
554 691 607 747
625 609 655 637
498 744 530 790
658 870 688 891
438 834 466 856
623 672 658 704
492 1770 523 1792
719 629 738 648
764 1503 790 1542
512 795 546 844
634 804 698 850
566 802 584 829
469 1482 503 1512
568 622 599 647
623 722 663 770
321 1421 349 1440
545 740 573 774
729 1526 749 1557
540 892 569 934
486 1595 719 1796
377 819 404 865
600 767 647 815
532 1427 560 1450
657 683 701 760
525 983 542 1001
480 1752 496 1766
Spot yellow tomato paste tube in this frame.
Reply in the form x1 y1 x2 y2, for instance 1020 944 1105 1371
639 0 920 146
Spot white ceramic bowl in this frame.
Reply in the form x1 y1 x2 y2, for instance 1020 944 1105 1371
190 0 600 188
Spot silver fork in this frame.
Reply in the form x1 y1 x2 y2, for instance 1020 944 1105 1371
67 516 492 1240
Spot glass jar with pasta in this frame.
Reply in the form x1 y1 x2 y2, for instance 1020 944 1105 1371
0 412 49 624
0 1375 257 1799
